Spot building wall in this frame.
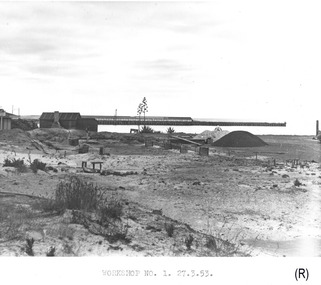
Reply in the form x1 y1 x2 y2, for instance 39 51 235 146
40 119 78 129
39 120 53 129
6 118 11 130
60 120 78 129
0 117 12 130
40 118 97 131
77 118 98 132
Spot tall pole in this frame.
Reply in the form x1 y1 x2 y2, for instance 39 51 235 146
317 120 319 136
114 109 117 124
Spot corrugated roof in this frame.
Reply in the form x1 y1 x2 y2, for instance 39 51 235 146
60 113 81 120
40 112 81 121
0 109 18 118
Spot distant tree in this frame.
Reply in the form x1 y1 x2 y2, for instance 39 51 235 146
141 125 154 133
137 102 143 132
167 127 175 134
141 97 148 125
137 97 148 130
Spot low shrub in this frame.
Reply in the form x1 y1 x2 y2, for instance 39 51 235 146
102 219 130 244
98 201 123 225
167 127 175 134
3 158 23 167
3 158 28 173
0 204 36 241
55 176 104 211
32 176 129 245
30 159 47 173
71 208 129 244
33 176 106 215
140 126 154 133
32 198 65 214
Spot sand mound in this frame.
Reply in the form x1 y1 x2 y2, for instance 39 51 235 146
29 128 87 143
212 131 268 147
29 128 69 143
0 129 32 145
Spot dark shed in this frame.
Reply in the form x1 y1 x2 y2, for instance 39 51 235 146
77 118 98 132
40 112 81 129
39 111 98 131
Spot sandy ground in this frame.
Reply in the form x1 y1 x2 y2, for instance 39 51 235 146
0 129 320 257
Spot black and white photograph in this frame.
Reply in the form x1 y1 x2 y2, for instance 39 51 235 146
0 0 321 283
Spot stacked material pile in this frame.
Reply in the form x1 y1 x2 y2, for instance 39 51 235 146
213 131 268 147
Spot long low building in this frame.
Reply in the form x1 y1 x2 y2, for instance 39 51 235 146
40 111 98 131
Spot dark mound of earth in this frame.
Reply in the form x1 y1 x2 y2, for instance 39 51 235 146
212 131 268 147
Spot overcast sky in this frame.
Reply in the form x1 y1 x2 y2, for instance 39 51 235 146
1 1 321 134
